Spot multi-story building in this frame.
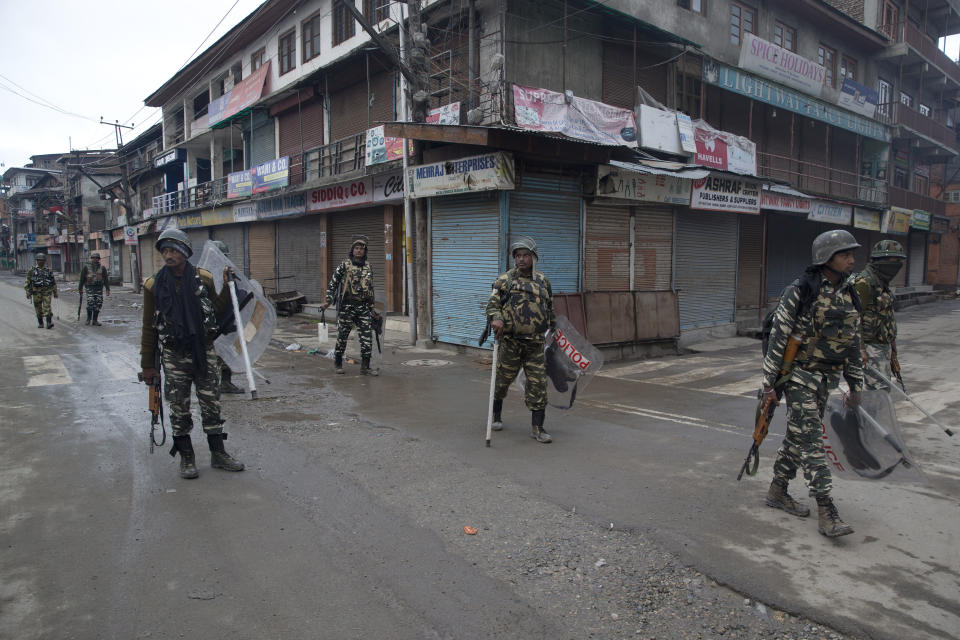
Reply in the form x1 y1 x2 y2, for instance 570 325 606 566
1 164 63 272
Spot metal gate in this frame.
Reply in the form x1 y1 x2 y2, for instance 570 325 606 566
277 217 327 304
737 214 763 312
330 209 387 310
248 222 276 293
908 231 926 285
431 192 501 347
584 202 630 291
138 236 156 280
186 228 210 262
634 206 674 290
676 211 738 329
507 173 581 293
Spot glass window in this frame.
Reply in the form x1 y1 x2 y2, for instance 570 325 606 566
900 91 913 107
730 3 755 45
774 21 796 52
919 103 931 116
877 79 892 116
303 12 322 62
840 56 856 82
334 0 356 46
279 30 296 75
818 44 836 88
678 0 704 13
364 0 391 22
251 48 266 72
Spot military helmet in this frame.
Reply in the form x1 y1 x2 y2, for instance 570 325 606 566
811 229 860 265
35 252 46 261
90 252 101 259
871 239 906 260
351 235 368 249
155 228 192 258
510 235 538 259
211 240 229 255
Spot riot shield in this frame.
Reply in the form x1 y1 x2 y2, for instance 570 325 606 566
823 390 925 483
517 315 604 410
196 241 277 373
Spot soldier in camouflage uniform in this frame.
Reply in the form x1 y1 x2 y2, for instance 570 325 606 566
486 236 556 444
761 229 864 537
321 235 379 376
24 252 59 329
78 252 110 326
851 240 905 391
140 229 244 479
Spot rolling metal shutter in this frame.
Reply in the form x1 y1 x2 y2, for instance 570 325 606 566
212 224 246 275
765 214 820 298
249 111 275 167
278 97 324 185
248 222 276 293
908 231 926 286
634 206 673 290
276 217 326 305
187 229 210 260
676 211 738 329
736 214 763 311
508 173 581 293
329 209 387 309
602 42 634 109
584 202 630 291
431 192 501 348
138 236 156 279
329 72 394 141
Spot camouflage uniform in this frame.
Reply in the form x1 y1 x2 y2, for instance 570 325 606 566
486 268 556 412
79 262 110 324
25 261 57 327
762 276 864 498
325 259 376 359
852 263 897 391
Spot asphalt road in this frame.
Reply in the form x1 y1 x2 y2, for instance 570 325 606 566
1 274 957 640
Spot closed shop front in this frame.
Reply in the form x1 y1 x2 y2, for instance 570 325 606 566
248 221 276 292
138 236 156 280
676 211 738 330
276 216 326 305
123 242 135 284
634 206 673 290
431 192 501 347
248 111 275 167
908 231 927 286
584 202 630 291
186 228 210 257
212 224 246 274
764 213 821 299
736 214 763 328
329 208 388 310
507 172 581 293
277 96 324 186
111 239 124 282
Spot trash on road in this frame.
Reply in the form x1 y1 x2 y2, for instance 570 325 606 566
463 526 478 535
285 342 302 351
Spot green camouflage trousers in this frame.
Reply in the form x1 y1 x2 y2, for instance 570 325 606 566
773 378 832 497
334 303 373 358
863 343 892 391
31 291 53 317
85 289 104 312
494 335 547 411
162 343 223 437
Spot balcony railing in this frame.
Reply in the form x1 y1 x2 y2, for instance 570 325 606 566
152 177 229 215
303 133 367 182
887 185 945 216
757 151 887 205
876 101 959 153
880 20 960 86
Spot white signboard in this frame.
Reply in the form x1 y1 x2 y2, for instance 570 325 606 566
233 203 257 223
407 152 515 198
853 207 882 231
807 200 853 225
676 113 697 154
690 174 761 214
637 105 683 153
123 226 137 246
597 165 691 205
738 32 826 97
760 190 811 213
513 84 637 147
372 171 405 202
427 102 461 125
306 178 374 212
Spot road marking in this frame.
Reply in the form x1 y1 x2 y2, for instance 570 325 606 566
642 361 757 386
702 376 763 397
23 355 72 387
99 352 140 380
598 356 727 379
579 399 782 440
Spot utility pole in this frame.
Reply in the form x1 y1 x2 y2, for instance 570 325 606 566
101 118 140 292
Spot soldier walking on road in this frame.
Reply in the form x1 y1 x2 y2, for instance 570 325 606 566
79 252 110 326
210 240 244 394
24 252 58 329
486 236 556 444
761 230 864 537
139 229 245 479
852 240 905 390
321 235 379 376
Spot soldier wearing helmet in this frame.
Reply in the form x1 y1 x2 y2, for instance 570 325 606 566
24 252 59 329
851 240 904 391
485 235 556 443
79 251 110 326
760 229 864 538
139 228 245 479
321 235 379 376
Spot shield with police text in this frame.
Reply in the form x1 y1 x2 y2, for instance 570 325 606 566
517 314 604 409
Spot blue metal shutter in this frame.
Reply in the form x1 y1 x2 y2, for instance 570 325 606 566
507 174 581 293
764 213 820 299
676 211 738 329
431 192 501 348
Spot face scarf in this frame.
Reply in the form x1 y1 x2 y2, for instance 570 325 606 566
153 260 208 372
873 260 903 282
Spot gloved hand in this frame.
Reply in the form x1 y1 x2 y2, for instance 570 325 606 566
846 390 862 409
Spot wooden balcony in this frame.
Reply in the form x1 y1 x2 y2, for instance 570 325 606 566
757 151 887 206
876 101 959 155
887 185 945 216
880 20 960 87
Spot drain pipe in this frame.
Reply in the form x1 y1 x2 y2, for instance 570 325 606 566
400 4 417 344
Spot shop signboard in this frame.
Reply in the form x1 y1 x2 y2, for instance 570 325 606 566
513 84 637 147
910 210 931 231
365 126 410 166
807 200 852 225
596 164 691 205
837 78 879 119
252 156 289 194
760 189 811 213
227 170 253 198
881 207 912 234
257 193 306 219
372 171 405 202
931 216 950 234
853 207 882 231
233 203 257 223
124 226 137 246
426 102 462 125
306 178 372 212
176 212 203 228
739 33 825 97
201 207 235 227
694 126 757 175
689 173 761 214
406 152 516 198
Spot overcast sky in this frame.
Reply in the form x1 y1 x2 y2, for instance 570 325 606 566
1 2 958 171
0 0 265 169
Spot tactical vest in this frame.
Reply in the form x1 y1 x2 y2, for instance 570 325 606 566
149 270 219 350
795 282 859 370
853 267 895 345
340 260 374 305
83 265 106 291
499 271 552 337
28 266 55 290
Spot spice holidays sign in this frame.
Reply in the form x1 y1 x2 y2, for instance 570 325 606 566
738 33 825 97
690 174 761 214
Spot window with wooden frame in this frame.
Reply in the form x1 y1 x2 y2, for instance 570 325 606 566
279 29 296 75
677 0 705 13
302 11 322 62
773 21 796 52
900 91 913 107
333 0 356 46
251 47 266 72
364 0 390 23
817 44 836 88
881 0 899 40
729 2 755 45
840 56 857 82
877 78 892 116
913 174 928 196
675 68 702 117
919 103 931 116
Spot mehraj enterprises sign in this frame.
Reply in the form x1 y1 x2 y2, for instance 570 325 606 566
702 59 890 142
407 152 515 198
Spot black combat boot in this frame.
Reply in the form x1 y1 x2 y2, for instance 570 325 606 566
530 409 552 443
491 398 504 431
360 356 379 376
816 495 853 538
91 311 101 326
765 478 810 517
334 353 345 374
37 315 44 328
170 435 199 479
45 314 54 329
219 368 244 394
85 310 92 325
208 433 245 472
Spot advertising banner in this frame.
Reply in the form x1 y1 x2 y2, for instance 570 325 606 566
201 207 235 227
406 152 515 198
365 125 411 166
690 174 761 214
427 102 462 125
307 178 373 212
910 210 931 231
252 156 289 194
760 190 812 213
596 164 691 205
233 203 257 223
372 171 405 203
513 84 637 147
208 62 270 127
808 200 853 225
853 208 882 231
123 226 137 246
257 193 306 219
882 207 912 234
694 126 757 175
738 33 826 96
177 212 203 228
228 170 253 199
838 78 879 119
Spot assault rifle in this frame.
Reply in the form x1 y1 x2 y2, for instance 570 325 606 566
137 347 166 453
737 335 802 480
77 290 83 321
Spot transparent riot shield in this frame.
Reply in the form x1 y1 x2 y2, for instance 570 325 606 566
823 390 925 483
517 315 604 410
196 241 276 374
